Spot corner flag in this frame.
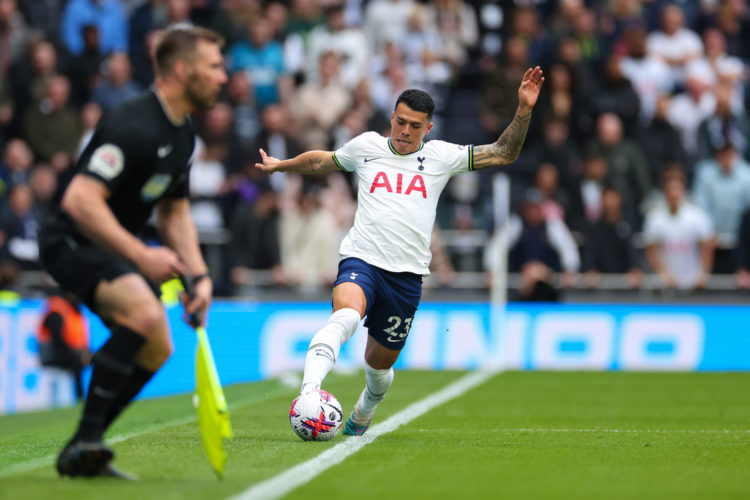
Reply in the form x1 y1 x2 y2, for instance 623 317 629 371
181 273 232 478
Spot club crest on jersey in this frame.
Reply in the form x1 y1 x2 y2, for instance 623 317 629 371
417 156 425 171
370 172 427 198
141 173 172 201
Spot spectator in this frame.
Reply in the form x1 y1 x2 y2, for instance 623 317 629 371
667 63 717 160
639 93 688 184
250 104 304 192
0 0 31 75
569 152 636 232
432 0 479 70
646 3 703 89
90 51 142 112
227 16 291 107
27 163 57 221
17 0 64 43
479 36 529 140
534 62 591 147
189 138 228 233
165 0 193 28
569 7 606 68
696 27 745 101
500 188 580 301
696 83 750 162
134 28 164 89
619 23 673 123
66 24 105 106
0 137 33 197
0 75 12 142
363 0 415 55
9 39 59 121
224 71 260 174
533 162 570 223
508 5 552 67
581 186 642 289
306 2 369 89
587 112 651 216
692 141 750 273
0 183 40 270
22 74 80 163
643 168 714 290
75 101 103 159
533 115 583 195
291 51 352 148
282 0 325 78
227 180 283 294
36 290 92 401
278 183 340 290
60 0 128 57
593 53 641 138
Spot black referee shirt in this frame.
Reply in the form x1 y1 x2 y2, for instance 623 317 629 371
44 89 196 243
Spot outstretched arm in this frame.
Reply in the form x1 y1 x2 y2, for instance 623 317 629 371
473 66 544 170
254 148 339 175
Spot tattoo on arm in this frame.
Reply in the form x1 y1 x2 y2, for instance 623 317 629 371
473 108 532 170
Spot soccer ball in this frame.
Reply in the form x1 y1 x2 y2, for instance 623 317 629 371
289 389 344 441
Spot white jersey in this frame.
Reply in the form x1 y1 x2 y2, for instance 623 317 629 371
642 201 713 289
333 131 473 274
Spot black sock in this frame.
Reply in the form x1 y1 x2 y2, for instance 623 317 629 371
74 325 146 441
102 364 156 429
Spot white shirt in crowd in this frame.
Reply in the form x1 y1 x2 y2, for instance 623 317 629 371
646 27 703 86
333 131 473 275
619 55 673 123
643 201 713 289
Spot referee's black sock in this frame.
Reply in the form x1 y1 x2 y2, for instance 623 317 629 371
102 364 156 430
74 325 146 442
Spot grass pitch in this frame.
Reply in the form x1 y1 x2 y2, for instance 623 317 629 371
1 371 748 499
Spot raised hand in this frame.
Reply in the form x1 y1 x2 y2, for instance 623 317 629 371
254 148 281 173
518 66 545 109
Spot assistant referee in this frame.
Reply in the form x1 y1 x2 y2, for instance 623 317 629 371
38 27 226 479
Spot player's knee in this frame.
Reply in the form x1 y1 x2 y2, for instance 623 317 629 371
124 298 164 334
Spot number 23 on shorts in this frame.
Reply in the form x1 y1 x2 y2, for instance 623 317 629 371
384 316 413 342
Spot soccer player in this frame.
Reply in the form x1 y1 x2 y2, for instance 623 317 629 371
38 27 227 478
256 67 544 435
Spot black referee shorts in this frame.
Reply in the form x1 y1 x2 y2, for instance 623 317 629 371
38 230 160 310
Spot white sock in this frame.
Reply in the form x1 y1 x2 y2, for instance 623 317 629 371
300 308 361 394
352 362 394 424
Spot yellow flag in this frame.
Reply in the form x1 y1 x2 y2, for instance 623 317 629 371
195 325 233 477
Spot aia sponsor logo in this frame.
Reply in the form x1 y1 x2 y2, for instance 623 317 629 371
369 172 427 198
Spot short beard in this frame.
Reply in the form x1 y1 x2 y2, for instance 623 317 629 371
185 74 214 110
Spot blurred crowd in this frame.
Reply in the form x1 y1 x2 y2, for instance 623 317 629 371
0 0 749 299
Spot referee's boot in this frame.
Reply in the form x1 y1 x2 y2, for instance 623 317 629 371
56 438 114 477
95 463 139 480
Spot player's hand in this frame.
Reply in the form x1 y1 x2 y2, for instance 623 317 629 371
136 246 185 283
254 148 281 173
181 275 212 327
518 66 544 109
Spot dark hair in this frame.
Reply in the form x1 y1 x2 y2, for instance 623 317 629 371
394 89 435 119
154 26 224 77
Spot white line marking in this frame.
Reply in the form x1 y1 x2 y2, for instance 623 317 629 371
230 369 497 500
413 428 750 434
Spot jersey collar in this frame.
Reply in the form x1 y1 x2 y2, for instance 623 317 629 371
151 85 186 126
388 138 424 156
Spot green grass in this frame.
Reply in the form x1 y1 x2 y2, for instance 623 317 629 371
1 371 749 499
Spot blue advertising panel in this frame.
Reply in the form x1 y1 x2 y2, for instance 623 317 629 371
2 300 750 413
